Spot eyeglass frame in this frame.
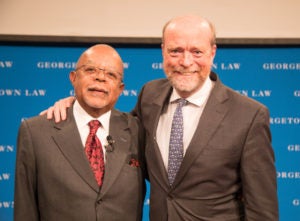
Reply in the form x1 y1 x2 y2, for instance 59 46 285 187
74 65 124 82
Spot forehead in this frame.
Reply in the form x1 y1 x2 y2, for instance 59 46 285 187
164 31 211 50
78 50 123 72
164 28 211 47
81 51 112 64
164 23 212 49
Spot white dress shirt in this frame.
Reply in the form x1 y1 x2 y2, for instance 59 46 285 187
156 77 215 169
73 100 111 161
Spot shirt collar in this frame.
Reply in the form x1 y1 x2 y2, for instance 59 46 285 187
73 100 111 131
169 76 214 107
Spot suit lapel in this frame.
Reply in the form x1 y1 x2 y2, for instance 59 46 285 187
99 109 131 196
147 82 173 187
51 107 99 192
173 75 231 187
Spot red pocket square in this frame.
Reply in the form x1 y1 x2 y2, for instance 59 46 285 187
129 158 140 167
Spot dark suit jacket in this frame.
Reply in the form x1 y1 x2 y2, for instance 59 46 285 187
132 72 278 221
14 107 145 221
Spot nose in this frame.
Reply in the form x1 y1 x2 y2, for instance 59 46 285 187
94 69 106 81
179 52 193 67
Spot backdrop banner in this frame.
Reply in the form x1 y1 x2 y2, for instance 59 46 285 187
0 44 299 221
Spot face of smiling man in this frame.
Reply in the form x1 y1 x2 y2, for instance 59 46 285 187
69 44 124 118
162 15 217 98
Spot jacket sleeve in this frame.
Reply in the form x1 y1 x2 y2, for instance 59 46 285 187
241 106 279 220
14 120 40 221
131 84 146 122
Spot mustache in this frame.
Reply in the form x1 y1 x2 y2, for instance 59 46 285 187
172 68 200 74
88 86 108 94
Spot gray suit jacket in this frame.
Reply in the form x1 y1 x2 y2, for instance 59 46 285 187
14 107 145 221
132 72 278 221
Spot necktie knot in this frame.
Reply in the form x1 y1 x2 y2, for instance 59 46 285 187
88 120 101 135
177 98 187 107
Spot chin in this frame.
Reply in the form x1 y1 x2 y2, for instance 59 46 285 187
85 99 106 109
172 78 200 92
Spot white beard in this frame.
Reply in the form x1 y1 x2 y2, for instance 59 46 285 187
167 74 205 95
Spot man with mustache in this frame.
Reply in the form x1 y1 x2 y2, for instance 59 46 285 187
42 15 279 220
14 44 145 221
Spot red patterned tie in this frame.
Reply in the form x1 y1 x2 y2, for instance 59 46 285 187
85 120 105 186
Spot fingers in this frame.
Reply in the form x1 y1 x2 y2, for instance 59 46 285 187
39 109 47 116
40 96 75 123
46 106 55 120
52 100 66 123
66 96 75 107
57 96 75 122
58 100 67 122
39 107 56 121
40 105 63 123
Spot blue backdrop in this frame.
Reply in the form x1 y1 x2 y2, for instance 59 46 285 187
0 44 299 220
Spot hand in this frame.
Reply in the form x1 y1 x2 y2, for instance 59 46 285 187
39 97 75 123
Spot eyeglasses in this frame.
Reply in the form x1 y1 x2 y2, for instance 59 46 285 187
75 65 123 82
